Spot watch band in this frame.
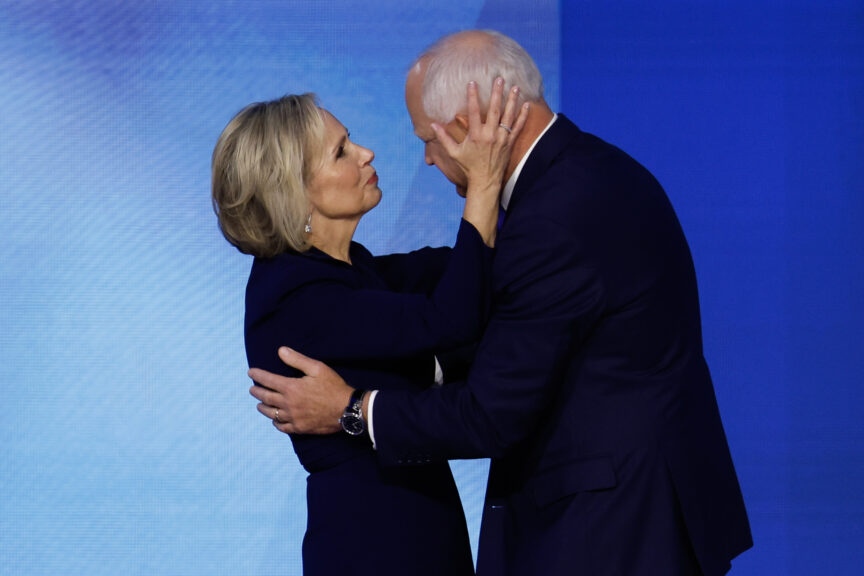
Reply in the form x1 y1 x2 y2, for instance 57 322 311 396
348 388 367 408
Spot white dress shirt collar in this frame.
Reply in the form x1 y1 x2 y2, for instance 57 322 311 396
501 113 558 211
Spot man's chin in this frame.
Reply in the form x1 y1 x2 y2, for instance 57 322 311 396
456 185 467 198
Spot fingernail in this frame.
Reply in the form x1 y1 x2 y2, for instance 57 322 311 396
430 122 439 131
524 102 530 110
496 77 504 86
513 86 520 94
468 81 476 88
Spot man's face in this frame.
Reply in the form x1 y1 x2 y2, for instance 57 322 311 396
405 70 469 196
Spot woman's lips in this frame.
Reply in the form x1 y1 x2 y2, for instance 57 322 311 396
367 173 378 185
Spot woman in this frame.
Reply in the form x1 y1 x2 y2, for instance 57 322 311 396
212 81 526 575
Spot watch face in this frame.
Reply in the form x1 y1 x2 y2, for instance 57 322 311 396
341 414 365 436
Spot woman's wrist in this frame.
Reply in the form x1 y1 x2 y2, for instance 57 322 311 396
466 180 502 198
462 198 499 247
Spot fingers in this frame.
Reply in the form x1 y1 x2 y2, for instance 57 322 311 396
249 382 270 402
256 401 286 423
256 395 302 434
466 81 482 137
498 85 521 137
430 121 459 158
248 367 288 392
273 419 297 434
248 348 324 393
249 371 295 425
439 77 524 155
485 77 505 131
507 102 531 143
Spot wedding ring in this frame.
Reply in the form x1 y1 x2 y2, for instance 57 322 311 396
274 408 280 423
498 123 512 133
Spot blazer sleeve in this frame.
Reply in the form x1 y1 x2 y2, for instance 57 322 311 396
265 219 492 362
435 342 478 383
372 215 605 463
372 246 452 294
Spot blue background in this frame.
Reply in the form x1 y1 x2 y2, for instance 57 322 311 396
0 1 861 574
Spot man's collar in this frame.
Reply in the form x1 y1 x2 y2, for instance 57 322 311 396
501 113 558 210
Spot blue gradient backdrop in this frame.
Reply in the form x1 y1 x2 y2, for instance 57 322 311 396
0 1 861 574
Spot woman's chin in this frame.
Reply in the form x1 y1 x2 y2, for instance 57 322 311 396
369 188 383 208
361 192 383 216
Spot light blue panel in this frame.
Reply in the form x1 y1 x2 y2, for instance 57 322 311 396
0 1 558 574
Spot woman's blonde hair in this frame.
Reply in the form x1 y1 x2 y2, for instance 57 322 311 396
212 94 324 257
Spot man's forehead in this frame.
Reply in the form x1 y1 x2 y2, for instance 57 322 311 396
411 120 434 141
405 62 436 140
407 106 433 140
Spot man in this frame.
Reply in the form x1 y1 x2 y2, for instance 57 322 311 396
250 30 752 575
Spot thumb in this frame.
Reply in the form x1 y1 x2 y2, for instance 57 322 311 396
278 346 320 375
430 122 460 158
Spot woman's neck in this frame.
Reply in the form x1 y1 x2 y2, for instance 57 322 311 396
308 217 359 264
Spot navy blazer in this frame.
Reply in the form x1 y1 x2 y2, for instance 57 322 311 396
245 220 491 576
373 116 753 575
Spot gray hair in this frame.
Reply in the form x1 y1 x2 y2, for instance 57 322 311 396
211 94 324 257
418 30 544 122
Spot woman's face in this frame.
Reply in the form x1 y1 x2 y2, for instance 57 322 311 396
306 109 381 223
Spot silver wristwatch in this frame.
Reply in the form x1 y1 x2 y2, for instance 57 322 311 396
339 389 367 436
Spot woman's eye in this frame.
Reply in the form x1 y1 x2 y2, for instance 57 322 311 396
336 133 350 159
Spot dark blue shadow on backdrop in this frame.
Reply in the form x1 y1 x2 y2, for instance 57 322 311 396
561 2 864 574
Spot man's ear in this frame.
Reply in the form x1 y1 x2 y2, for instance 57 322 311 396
449 114 469 142
454 114 469 132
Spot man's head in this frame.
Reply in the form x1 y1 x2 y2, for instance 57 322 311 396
406 30 548 195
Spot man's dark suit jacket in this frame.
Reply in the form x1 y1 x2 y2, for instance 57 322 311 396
245 220 492 576
373 115 753 575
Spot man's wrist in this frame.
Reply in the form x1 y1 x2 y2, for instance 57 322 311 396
340 387 353 418
339 388 368 436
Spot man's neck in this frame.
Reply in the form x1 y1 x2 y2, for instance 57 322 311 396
504 100 555 182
